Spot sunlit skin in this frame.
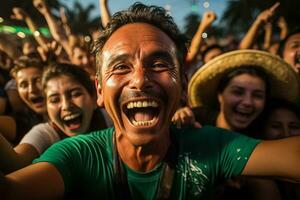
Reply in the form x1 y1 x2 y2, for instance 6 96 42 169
203 48 223 63
15 67 46 115
96 23 184 171
217 74 266 131
71 47 96 77
282 33 300 73
45 75 96 137
264 108 300 140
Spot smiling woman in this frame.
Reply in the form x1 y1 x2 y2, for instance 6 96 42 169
0 62 109 174
187 49 300 133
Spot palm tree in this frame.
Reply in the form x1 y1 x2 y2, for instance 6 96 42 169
220 0 300 36
64 2 101 35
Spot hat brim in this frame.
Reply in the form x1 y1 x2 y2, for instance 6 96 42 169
188 49 300 108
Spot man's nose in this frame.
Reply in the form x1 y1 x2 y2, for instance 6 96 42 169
129 66 151 90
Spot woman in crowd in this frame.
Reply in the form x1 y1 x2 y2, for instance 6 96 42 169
173 49 300 199
0 62 110 174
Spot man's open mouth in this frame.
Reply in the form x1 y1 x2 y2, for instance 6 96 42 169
62 113 82 130
123 99 160 127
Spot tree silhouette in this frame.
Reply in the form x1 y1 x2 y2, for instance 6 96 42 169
183 13 201 39
0 0 60 26
221 0 300 36
64 2 101 35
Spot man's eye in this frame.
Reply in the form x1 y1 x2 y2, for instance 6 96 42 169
151 62 170 71
71 91 82 98
116 64 129 70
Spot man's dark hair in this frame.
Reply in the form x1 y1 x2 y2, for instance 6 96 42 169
93 2 188 86
277 27 300 57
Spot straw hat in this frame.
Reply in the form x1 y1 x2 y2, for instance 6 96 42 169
188 49 300 108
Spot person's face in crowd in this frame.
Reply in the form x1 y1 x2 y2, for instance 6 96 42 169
96 23 183 146
203 48 223 63
45 75 96 137
15 67 46 114
72 47 89 67
23 41 37 55
282 33 300 73
72 47 96 77
264 108 300 140
218 73 266 131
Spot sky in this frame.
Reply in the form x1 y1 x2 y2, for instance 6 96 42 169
62 0 227 31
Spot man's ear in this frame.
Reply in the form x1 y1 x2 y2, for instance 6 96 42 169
95 78 104 107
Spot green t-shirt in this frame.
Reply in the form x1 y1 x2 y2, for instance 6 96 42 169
33 126 260 199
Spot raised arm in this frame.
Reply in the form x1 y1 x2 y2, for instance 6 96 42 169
0 133 39 174
99 0 111 28
33 0 72 58
277 16 288 40
242 136 300 182
263 22 272 50
186 11 217 64
0 116 16 143
11 7 48 51
1 162 64 199
59 7 72 36
239 2 279 49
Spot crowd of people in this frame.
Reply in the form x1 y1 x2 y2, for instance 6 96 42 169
0 0 300 199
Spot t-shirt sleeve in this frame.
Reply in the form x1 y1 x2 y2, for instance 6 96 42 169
32 137 82 194
205 126 261 179
19 123 60 155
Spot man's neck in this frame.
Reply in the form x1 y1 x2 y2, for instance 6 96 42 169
115 132 171 172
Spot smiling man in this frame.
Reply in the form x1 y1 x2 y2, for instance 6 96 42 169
1 3 300 200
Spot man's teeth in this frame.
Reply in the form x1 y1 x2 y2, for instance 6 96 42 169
63 113 81 121
132 118 156 127
126 100 158 109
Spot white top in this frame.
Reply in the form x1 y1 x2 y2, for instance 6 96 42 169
20 122 60 155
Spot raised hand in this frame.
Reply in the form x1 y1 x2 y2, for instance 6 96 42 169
172 106 202 129
201 11 217 28
33 0 49 15
11 7 28 21
256 2 280 24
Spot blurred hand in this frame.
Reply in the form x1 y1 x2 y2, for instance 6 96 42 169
256 2 280 24
33 0 48 14
277 16 287 29
172 106 202 129
11 7 27 21
37 41 61 62
59 7 68 24
201 11 217 28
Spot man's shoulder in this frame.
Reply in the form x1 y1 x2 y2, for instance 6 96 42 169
172 125 226 140
55 127 115 150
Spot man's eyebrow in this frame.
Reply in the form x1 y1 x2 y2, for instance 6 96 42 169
146 50 175 63
105 53 131 69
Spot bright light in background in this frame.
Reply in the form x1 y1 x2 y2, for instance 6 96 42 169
17 32 26 38
84 35 91 42
0 17 3 23
164 4 171 11
34 31 40 37
202 32 208 38
203 1 210 8
164 4 171 15
191 4 198 12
